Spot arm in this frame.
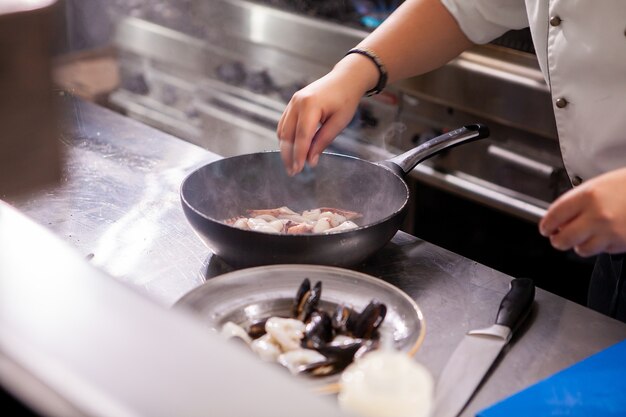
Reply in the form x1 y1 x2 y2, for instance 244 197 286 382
277 0 473 175
539 167 626 256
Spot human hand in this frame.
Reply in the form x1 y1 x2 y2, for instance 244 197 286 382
276 55 377 176
539 167 626 257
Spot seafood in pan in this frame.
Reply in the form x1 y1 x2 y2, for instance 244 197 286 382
220 278 388 377
224 206 362 235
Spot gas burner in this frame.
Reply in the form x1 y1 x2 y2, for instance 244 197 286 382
214 60 305 103
245 69 275 94
215 61 277 94
215 61 247 85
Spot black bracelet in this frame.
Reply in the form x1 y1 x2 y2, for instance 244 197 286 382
345 47 388 96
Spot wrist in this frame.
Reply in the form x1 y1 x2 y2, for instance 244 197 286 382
344 48 388 96
333 53 382 97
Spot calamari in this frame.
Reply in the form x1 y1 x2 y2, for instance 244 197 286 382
224 206 362 235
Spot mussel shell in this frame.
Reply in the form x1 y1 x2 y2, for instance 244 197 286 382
301 310 334 349
298 359 345 377
294 280 322 322
298 342 366 377
352 299 387 339
291 278 311 318
332 303 359 333
247 317 269 339
317 341 363 364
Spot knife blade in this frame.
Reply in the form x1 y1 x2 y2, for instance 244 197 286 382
433 277 535 417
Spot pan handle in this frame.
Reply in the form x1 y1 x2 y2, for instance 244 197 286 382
376 124 490 177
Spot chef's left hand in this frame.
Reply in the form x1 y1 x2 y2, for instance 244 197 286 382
539 167 626 257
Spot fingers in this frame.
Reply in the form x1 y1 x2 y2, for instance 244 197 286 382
279 140 295 176
307 112 354 166
539 191 584 237
276 69 363 175
543 208 606 257
540 188 591 255
573 236 609 258
277 92 324 175
605 242 626 255
547 214 592 252
292 108 323 174
278 101 320 175
539 173 626 256
277 105 296 174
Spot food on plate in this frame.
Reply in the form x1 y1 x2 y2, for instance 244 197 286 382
224 206 362 234
220 277 388 377
338 349 434 417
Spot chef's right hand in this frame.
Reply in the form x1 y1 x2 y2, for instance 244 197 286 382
277 54 379 176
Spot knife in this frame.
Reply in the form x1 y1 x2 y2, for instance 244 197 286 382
433 277 535 417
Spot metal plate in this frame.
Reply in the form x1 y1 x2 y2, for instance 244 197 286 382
173 264 426 385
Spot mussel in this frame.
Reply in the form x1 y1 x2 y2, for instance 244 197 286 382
246 317 269 339
352 299 387 339
301 310 334 349
299 340 368 377
222 277 390 379
332 303 359 333
292 278 322 322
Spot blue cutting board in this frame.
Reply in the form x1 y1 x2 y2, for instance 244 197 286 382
477 339 626 417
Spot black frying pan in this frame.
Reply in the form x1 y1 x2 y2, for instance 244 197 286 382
180 124 489 267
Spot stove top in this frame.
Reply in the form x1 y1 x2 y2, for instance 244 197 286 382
109 0 559 224
106 0 534 54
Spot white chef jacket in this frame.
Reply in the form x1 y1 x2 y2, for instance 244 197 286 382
441 0 626 184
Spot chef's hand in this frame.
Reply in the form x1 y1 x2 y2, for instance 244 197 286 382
539 167 626 256
276 0 473 176
276 54 378 176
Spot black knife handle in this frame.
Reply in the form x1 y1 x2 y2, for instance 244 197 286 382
495 277 535 333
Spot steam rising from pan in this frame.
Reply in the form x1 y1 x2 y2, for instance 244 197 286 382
182 152 408 227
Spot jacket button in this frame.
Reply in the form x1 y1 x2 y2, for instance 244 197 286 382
550 16 562 26
556 98 568 108
571 176 583 186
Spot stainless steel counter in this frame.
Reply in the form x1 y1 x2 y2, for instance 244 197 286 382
6 97 626 417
